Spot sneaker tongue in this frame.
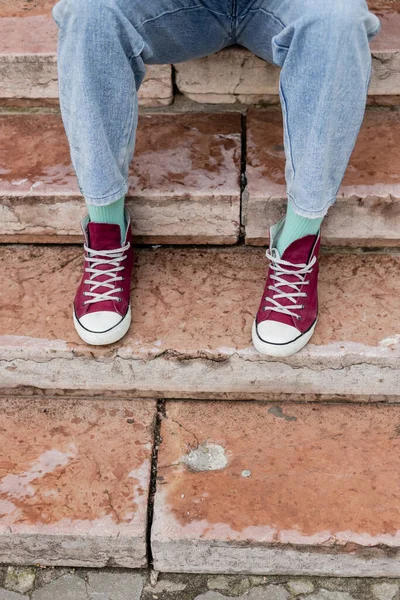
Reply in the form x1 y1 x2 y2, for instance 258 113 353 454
281 234 317 265
87 222 122 251
271 234 318 316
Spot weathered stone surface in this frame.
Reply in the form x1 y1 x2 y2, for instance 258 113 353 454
175 4 400 103
0 112 241 244
87 572 144 600
287 580 315 596
0 6 172 105
0 590 28 600
4 567 35 594
0 397 155 567
244 109 400 246
175 47 280 104
152 402 400 575
195 589 290 600
371 582 399 600
32 575 87 600
307 593 355 600
0 246 399 400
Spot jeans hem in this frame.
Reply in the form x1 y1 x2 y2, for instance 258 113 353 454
84 182 128 206
287 194 336 219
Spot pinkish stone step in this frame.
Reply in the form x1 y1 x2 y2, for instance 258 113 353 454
0 2 172 105
0 246 399 401
175 1 400 103
152 401 400 576
244 109 400 247
1 1 399 104
0 112 241 244
0 396 156 567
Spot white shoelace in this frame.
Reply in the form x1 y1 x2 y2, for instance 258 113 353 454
264 249 316 319
83 242 130 305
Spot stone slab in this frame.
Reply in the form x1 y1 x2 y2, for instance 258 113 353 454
152 401 400 575
174 2 400 103
0 3 173 105
0 112 241 244
244 109 400 246
0 397 155 567
0 246 399 401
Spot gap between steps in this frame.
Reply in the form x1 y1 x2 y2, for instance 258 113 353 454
146 398 165 568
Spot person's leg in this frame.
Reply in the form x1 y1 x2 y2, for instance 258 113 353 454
237 0 380 355
52 0 231 345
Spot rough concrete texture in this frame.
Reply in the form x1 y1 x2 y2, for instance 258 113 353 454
0 398 155 567
244 109 400 246
0 112 241 244
0 2 172 105
1 1 399 105
174 2 400 103
152 401 400 575
1 569 400 600
0 245 399 400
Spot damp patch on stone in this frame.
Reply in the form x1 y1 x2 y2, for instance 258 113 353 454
181 443 228 472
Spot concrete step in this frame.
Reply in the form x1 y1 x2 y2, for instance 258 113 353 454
0 112 242 244
0 396 156 567
1 109 399 246
0 2 172 106
0 245 399 401
175 1 400 104
1 1 399 104
244 109 400 247
152 400 400 576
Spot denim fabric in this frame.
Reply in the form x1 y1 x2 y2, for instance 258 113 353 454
52 0 380 217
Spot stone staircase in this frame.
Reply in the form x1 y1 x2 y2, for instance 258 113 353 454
1 0 400 579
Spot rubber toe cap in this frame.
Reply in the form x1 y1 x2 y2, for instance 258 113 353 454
256 320 300 345
78 311 123 334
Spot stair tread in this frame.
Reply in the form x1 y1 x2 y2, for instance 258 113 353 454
1 245 399 399
0 396 156 567
244 109 400 245
0 1 398 55
152 400 400 575
0 112 241 244
2 110 400 245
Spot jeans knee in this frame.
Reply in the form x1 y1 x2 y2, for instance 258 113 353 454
304 0 380 36
52 0 125 27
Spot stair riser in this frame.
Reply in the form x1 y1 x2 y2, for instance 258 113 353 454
0 195 240 245
153 542 400 577
1 354 399 401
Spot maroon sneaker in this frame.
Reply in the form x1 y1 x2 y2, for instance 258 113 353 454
252 217 320 357
73 211 133 345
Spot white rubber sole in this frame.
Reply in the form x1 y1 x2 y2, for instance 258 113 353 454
73 307 131 346
252 319 317 357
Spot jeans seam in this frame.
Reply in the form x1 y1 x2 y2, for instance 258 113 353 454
237 7 286 29
288 193 336 218
85 180 129 204
279 79 295 181
128 40 145 61
140 5 227 27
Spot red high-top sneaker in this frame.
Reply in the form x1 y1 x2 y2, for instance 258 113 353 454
73 211 134 346
252 217 320 357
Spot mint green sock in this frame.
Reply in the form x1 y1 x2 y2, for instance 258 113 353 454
276 202 323 255
86 196 126 242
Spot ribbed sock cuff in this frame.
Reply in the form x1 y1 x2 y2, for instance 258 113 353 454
86 196 126 242
276 202 323 255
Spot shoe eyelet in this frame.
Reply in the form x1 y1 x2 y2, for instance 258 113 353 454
301 305 305 310
117 298 122 303
297 315 302 321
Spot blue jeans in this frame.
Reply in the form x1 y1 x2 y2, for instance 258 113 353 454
52 0 380 218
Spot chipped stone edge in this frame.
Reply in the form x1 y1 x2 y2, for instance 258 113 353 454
0 337 399 399
151 538 400 577
0 533 147 568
